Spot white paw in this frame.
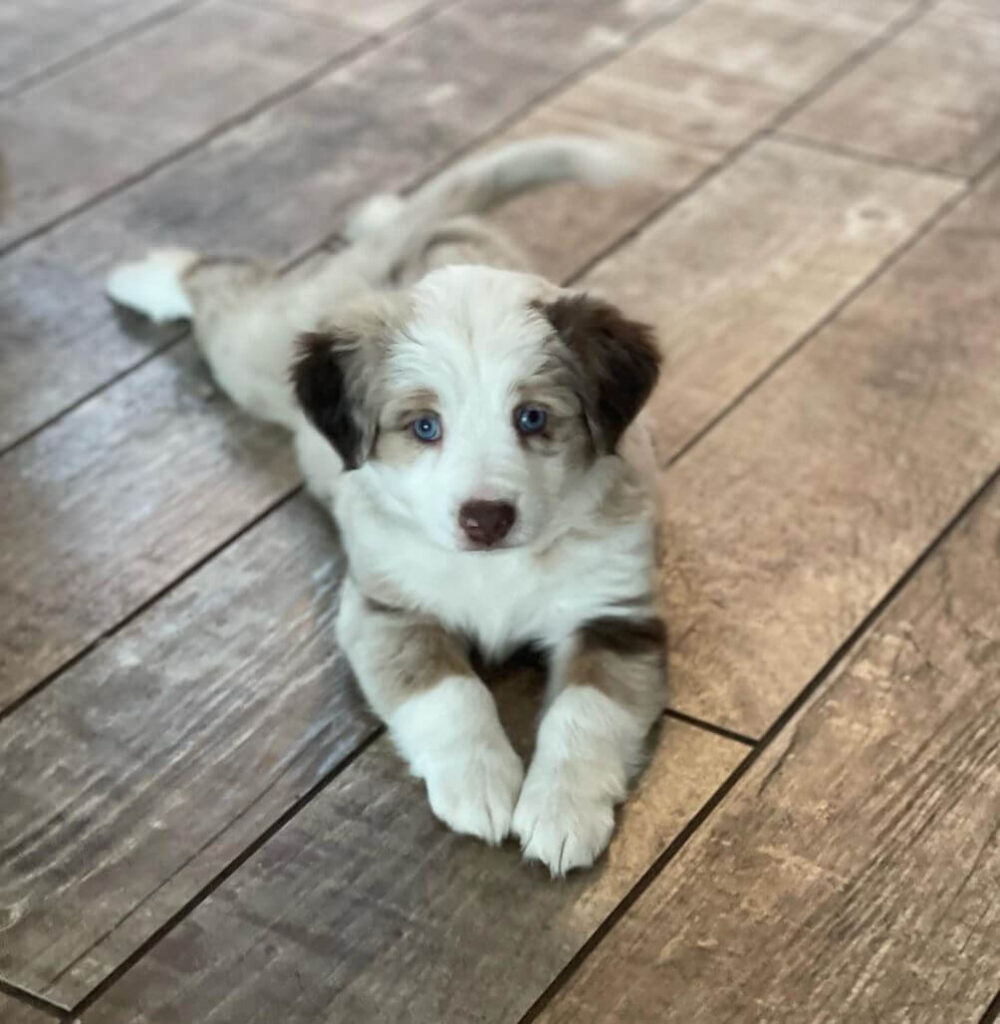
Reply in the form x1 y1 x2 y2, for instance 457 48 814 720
105 248 198 322
512 774 616 876
422 741 524 845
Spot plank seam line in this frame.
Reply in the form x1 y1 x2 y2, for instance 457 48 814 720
225 0 372 31
562 0 939 289
667 135 1000 472
44 700 372 995
772 129 968 183
518 454 1000 1024
0 0 710 459
0 485 301 727
0 0 208 102
0 0 462 259
0 977 70 1021
67 723 385 1018
662 707 756 747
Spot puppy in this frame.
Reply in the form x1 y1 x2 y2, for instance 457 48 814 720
106 136 667 875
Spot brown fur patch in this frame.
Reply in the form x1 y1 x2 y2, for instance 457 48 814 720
360 605 473 710
533 294 661 453
567 613 667 719
292 298 408 469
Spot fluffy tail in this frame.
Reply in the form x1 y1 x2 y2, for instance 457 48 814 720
104 247 200 323
344 134 644 245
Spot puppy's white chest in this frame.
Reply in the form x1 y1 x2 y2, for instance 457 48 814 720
343 513 653 659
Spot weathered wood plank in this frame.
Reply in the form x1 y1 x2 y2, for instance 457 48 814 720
579 137 957 461
787 4 1000 177
0 344 299 709
248 0 436 33
535 474 1000 1024
0 495 379 1005
0 0 362 250
0 0 694 709
78 711 745 1024
649 152 1000 734
0 992 56 1024
634 0 898 95
749 0 915 31
0 0 196 97
0 0 685 451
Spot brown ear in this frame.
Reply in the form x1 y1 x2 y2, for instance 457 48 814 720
291 329 377 470
538 294 661 452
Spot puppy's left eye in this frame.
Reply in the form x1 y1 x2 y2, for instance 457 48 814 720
515 404 547 435
411 413 442 443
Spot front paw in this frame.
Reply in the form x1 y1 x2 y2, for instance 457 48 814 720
512 772 616 876
422 741 524 845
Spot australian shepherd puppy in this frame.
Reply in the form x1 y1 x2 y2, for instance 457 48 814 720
106 136 666 875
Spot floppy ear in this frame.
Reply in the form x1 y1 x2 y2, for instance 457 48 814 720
292 329 377 470
538 293 661 452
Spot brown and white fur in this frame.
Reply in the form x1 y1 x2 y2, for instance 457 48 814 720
105 136 667 875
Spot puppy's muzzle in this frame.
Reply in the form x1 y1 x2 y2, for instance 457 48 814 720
459 500 516 548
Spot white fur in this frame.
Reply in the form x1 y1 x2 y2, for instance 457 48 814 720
104 248 198 322
389 676 524 844
512 685 649 875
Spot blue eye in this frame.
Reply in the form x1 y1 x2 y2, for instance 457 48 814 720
515 404 547 435
411 413 442 443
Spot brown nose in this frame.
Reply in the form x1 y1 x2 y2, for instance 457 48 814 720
458 500 516 547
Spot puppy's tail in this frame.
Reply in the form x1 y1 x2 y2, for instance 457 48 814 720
104 247 201 323
343 134 644 244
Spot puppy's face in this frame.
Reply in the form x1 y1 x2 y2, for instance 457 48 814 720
294 266 659 552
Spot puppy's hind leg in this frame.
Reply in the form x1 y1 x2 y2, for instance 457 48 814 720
105 250 305 428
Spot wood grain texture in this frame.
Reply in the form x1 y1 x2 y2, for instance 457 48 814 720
0 0 362 249
0 0 681 450
635 0 887 95
942 0 1000 21
248 0 437 33
79 709 744 1024
0 343 300 710
749 0 915 31
0 992 56 1024
787 4 1000 177
0 0 197 96
582 137 957 460
0 496 380 1005
536 475 1000 1024
654 153 1000 734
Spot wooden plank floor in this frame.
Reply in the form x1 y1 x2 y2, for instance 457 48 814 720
0 0 997 1021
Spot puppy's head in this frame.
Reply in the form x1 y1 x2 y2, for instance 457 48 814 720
293 266 659 552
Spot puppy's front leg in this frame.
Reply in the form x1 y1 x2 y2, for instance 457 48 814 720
513 615 667 875
337 580 523 844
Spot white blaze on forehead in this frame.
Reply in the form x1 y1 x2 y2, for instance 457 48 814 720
389 265 558 390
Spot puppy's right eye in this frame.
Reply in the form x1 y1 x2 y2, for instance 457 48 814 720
411 413 442 443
